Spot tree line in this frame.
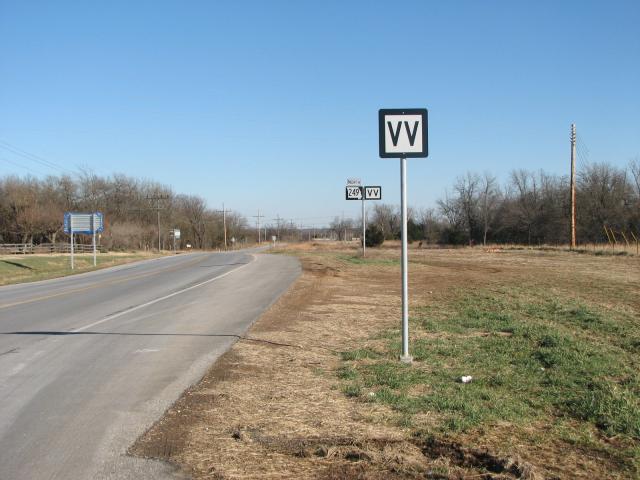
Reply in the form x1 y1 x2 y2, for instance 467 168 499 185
2 159 638 250
0 172 249 250
357 160 640 246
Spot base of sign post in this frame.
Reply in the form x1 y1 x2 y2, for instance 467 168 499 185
399 355 413 364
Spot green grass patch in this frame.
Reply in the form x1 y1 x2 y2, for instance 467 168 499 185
0 253 159 285
340 348 383 361
338 287 640 473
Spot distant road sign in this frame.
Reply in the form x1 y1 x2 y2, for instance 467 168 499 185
364 186 382 200
379 108 428 158
64 212 104 234
345 185 363 200
346 177 361 186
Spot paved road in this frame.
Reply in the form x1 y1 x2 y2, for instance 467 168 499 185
0 251 300 480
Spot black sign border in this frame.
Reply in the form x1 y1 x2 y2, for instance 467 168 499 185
378 108 428 158
363 186 382 200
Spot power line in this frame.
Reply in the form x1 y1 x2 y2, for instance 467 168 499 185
0 140 74 174
575 132 590 168
0 156 46 176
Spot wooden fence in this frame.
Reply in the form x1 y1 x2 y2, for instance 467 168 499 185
0 243 105 254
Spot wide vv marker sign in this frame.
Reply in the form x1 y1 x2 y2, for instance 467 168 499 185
379 108 428 158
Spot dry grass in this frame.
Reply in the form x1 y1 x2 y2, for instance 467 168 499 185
131 242 639 479
0 251 164 285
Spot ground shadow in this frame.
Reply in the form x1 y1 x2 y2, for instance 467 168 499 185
1 260 33 270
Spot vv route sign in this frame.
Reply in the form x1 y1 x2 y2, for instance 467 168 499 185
379 108 428 158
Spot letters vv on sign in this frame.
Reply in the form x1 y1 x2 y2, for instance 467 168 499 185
379 109 428 158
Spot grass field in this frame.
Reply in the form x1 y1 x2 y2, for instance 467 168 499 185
132 242 639 479
0 252 163 285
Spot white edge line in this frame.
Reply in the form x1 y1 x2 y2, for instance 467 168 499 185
71 254 257 333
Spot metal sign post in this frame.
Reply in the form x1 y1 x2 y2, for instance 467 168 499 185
362 195 366 257
379 108 428 363
400 156 409 360
71 232 75 270
64 212 105 270
91 214 97 267
346 183 382 257
169 228 180 252
346 179 364 255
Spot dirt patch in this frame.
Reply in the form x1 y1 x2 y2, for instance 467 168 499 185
130 243 639 479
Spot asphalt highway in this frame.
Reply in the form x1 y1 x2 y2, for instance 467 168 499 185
0 250 300 479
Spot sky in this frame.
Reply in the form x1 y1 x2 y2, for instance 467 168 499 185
1 1 639 227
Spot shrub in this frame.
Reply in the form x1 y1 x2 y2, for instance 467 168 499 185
365 225 384 247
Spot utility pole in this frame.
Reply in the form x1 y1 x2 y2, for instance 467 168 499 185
273 214 282 240
222 203 227 250
570 124 577 249
214 204 228 250
146 194 170 252
253 209 264 244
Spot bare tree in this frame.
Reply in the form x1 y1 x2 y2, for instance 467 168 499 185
454 173 480 242
371 204 400 239
330 216 353 241
418 207 441 243
177 195 207 248
630 157 640 198
478 172 500 245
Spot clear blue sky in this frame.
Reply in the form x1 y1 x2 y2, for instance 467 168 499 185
1 1 639 226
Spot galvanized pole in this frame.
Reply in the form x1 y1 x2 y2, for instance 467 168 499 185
361 192 366 257
70 232 75 270
92 214 97 267
400 157 412 363
570 124 577 249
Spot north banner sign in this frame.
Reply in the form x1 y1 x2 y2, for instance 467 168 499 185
378 108 428 158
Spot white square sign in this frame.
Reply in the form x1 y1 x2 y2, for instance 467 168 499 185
364 186 382 200
379 109 428 158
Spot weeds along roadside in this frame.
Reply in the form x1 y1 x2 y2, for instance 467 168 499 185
278 244 640 478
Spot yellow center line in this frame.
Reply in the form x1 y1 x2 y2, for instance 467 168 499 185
0 255 210 310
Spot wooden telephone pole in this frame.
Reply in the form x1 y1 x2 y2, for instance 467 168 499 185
570 124 577 249
146 194 170 252
253 209 264 244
